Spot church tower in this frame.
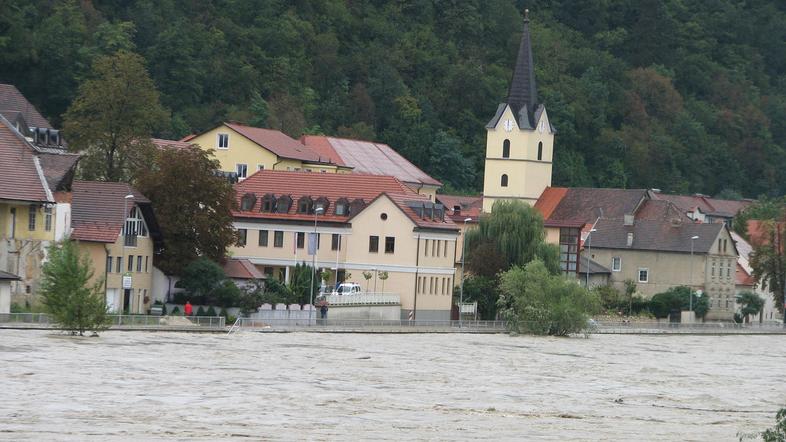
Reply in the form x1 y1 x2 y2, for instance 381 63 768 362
482 10 554 212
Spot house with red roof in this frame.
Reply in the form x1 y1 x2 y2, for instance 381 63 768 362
186 122 352 180
70 181 162 313
230 170 459 320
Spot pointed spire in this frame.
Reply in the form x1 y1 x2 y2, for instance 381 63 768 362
506 9 538 127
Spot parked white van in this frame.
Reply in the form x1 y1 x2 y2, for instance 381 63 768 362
332 283 362 295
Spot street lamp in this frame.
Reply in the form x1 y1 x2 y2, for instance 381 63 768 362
586 228 597 288
308 205 324 325
121 193 134 313
689 235 699 316
459 217 472 329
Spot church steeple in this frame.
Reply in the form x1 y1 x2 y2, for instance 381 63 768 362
506 9 538 127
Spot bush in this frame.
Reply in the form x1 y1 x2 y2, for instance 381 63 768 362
649 286 709 319
761 407 786 441
455 276 499 320
196 306 206 316
171 306 180 315
160 304 167 315
498 260 600 336
592 285 624 311
206 306 217 316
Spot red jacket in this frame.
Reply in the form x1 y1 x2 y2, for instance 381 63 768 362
184 302 193 316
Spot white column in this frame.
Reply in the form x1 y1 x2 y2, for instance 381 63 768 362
284 266 291 284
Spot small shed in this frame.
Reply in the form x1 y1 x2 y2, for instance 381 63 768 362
578 256 612 288
223 259 266 290
0 270 21 314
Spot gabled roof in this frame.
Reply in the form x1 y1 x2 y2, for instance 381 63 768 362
301 135 441 187
233 170 455 230
578 255 612 275
0 84 53 129
70 181 158 244
224 122 329 163
223 258 265 280
0 115 51 203
541 187 649 224
649 192 752 218
38 151 80 191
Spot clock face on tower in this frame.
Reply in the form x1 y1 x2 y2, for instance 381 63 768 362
503 119 513 132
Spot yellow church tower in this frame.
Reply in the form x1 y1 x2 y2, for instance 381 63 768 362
482 10 554 212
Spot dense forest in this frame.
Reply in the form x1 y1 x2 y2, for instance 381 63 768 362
2 0 785 197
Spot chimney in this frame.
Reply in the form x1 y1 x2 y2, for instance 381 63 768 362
627 232 634 247
624 214 634 226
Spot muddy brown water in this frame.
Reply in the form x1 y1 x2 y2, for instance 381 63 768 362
0 330 782 440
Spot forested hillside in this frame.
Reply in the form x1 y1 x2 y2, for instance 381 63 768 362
2 0 785 197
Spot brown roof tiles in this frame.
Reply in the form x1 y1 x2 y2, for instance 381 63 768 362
0 115 50 202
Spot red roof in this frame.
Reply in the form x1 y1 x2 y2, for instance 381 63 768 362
651 192 752 218
0 84 53 129
301 135 441 186
223 258 265 280
533 186 568 219
70 181 150 243
225 123 329 163
437 194 483 223
736 263 756 287
0 115 50 202
234 170 456 230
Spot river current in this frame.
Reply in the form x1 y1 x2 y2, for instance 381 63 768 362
0 330 783 440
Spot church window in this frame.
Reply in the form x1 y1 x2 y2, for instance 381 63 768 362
501 174 508 187
537 142 543 161
502 139 510 158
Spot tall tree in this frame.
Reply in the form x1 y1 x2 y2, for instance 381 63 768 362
39 239 110 336
135 146 238 275
465 200 560 276
63 50 167 182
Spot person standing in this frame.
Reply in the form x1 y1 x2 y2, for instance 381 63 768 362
185 300 193 316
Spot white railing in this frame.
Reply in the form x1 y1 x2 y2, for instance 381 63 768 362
324 293 400 305
0 313 225 329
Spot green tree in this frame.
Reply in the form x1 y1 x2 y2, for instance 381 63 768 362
63 50 168 182
175 257 226 305
136 146 239 276
466 200 560 276
762 407 786 442
39 239 110 336
456 275 499 320
498 260 599 336
289 262 319 305
749 220 786 314
378 271 389 293
736 291 765 323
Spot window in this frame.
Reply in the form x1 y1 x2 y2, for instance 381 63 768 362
44 206 52 231
136 256 142 272
380 213 388 221
238 229 247 246
116 257 122 273
385 236 395 254
638 268 649 283
711 261 716 278
124 207 148 247
612 257 621 272
261 194 276 212
432 240 437 256
236 164 248 179
335 198 348 216
502 139 510 158
425 239 429 257
28 205 36 231
297 232 305 249
331 234 341 251
537 141 543 160
106 256 113 274
443 240 448 257
276 196 292 213
240 193 256 211
257 164 264 171
259 230 269 247
274 231 284 247
297 197 313 214
369 235 379 253
145 256 149 273
559 228 579 275
441 278 446 295
217 133 229 149
128 255 134 272
501 174 508 187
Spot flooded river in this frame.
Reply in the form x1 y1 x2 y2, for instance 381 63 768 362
0 329 783 440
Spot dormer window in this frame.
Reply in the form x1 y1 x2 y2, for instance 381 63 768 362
276 195 292 213
297 196 313 214
349 199 366 216
315 197 330 214
240 193 257 211
335 198 349 216
261 194 276 212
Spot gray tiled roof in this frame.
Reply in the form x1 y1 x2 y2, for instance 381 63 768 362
590 218 724 254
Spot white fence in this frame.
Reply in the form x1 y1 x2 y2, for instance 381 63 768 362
0 313 225 329
324 293 400 305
